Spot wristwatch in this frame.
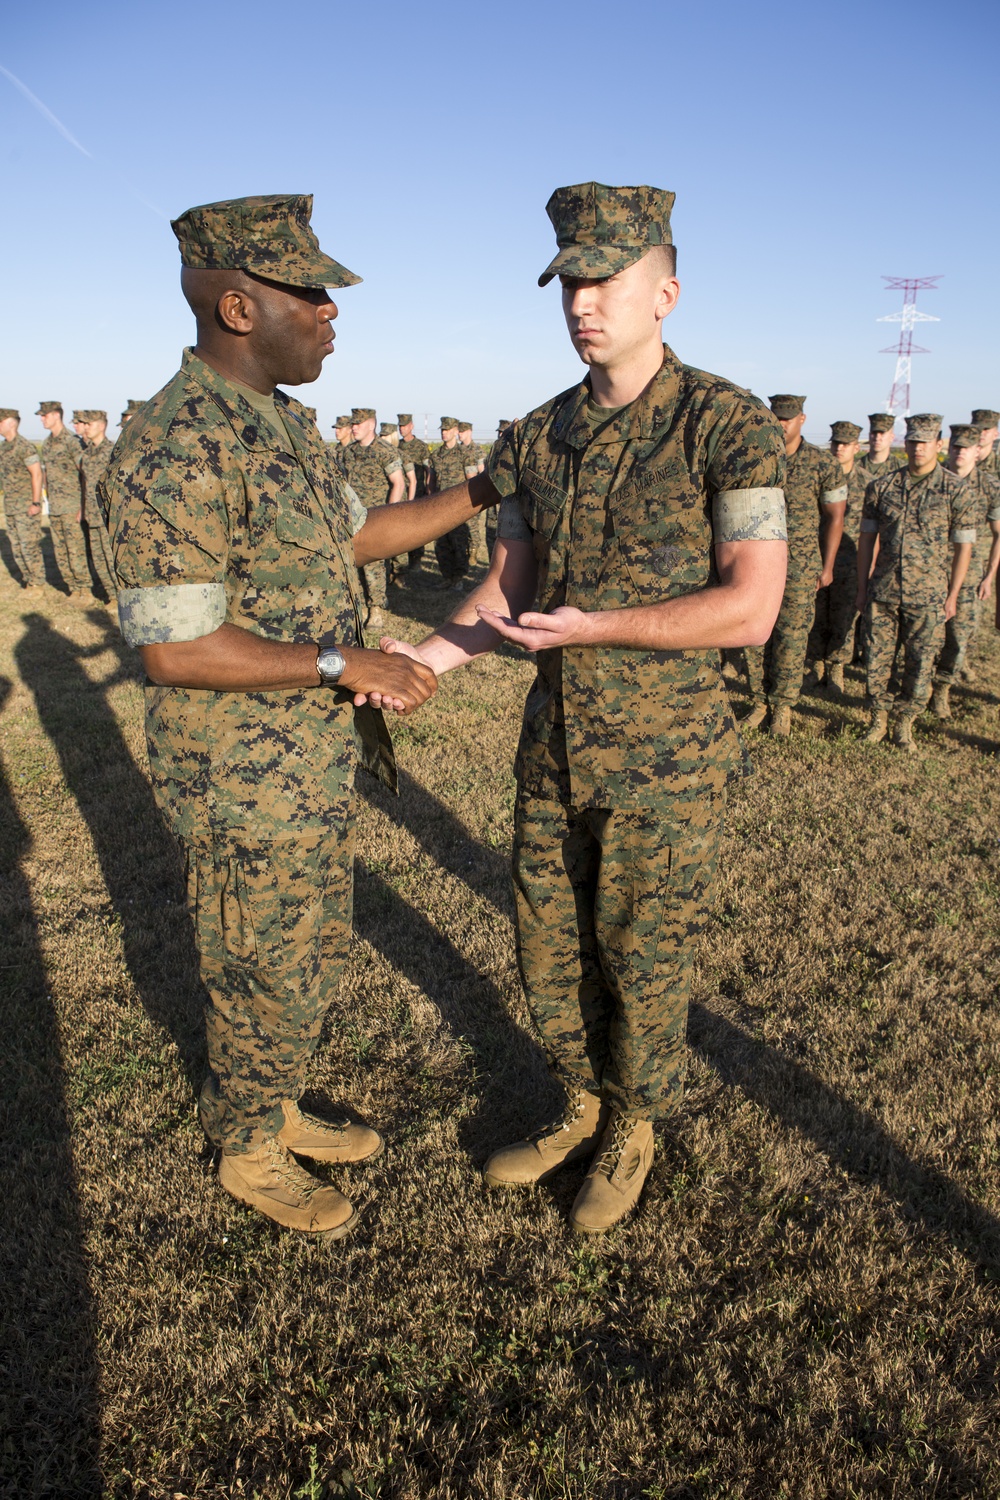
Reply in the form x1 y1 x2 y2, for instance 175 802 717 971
316 646 346 685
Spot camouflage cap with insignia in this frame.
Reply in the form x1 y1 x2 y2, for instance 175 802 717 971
830 420 862 442
769 394 806 419
171 194 361 291
971 408 1000 427
397 413 413 425
380 422 398 436
351 407 375 423
36 401 63 415
457 420 473 432
0 408 19 421
538 181 675 288
949 424 981 448
868 412 896 433
904 413 942 442
334 414 351 428
440 416 459 430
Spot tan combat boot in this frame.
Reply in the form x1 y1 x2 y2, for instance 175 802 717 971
570 1113 655 1235
930 684 951 719
802 663 824 691
365 606 385 631
826 663 845 698
741 702 767 731
483 1088 609 1188
893 716 917 754
278 1099 383 1164
863 709 888 744
769 704 792 737
218 1136 357 1237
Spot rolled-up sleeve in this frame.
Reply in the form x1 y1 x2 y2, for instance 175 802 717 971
712 487 787 542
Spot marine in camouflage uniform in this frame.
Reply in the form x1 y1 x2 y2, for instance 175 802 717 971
858 413 977 749
331 415 352 477
741 395 846 732
389 182 787 1233
972 409 999 480
805 420 865 691
120 399 145 427
99 192 493 1237
342 408 404 616
458 422 490 563
931 425 1000 712
78 410 117 600
399 413 431 570
431 418 480 586
38 402 89 593
0 409 45 587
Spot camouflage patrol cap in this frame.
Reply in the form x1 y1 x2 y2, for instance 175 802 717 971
497 419 511 432
72 410 86 423
79 409 108 422
769 394 806 419
971 409 1000 427
868 413 896 433
397 413 413 425
334 414 351 428
830 421 862 442
0 408 19 421
538 181 675 287
440 416 459 430
351 407 375 423
949 424 981 448
380 422 398 436
171 194 361 290
36 401 63 415
458 420 473 432
125 399 144 412
904 412 942 442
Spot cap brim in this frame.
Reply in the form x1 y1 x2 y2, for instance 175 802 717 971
538 243 647 288
244 249 362 290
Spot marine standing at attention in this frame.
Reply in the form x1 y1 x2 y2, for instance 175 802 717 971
0 409 45 591
804 419 865 697
856 413 977 751
342 407 406 630
38 400 89 598
429 416 481 589
99 193 500 1237
398 413 432 574
380 181 787 1233
929 424 1000 716
78 409 118 603
741 395 846 734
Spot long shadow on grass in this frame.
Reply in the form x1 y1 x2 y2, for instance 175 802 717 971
0 676 101 1499
14 612 206 1090
688 1003 1000 1273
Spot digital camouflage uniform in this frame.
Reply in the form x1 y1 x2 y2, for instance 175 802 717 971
39 419 89 590
861 461 978 716
341 435 403 609
934 462 1000 685
490 343 786 1119
100 347 394 1152
79 421 117 598
431 436 480 582
971 411 999 481
744 436 845 709
400 429 432 566
459 431 489 562
0 426 44 585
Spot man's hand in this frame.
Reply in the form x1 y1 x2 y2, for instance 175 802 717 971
944 592 960 623
338 645 437 715
816 566 835 591
977 573 995 602
474 604 589 652
378 636 434 668
28 504 40 517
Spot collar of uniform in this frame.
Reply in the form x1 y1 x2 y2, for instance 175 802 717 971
553 343 684 449
181 347 287 452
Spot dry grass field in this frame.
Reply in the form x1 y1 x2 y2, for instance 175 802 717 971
1 528 998 1500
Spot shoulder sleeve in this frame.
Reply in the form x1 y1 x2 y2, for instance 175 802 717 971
950 478 979 543
704 394 786 542
23 444 40 469
819 454 847 505
486 422 519 499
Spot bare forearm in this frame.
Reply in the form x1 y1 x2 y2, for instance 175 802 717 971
820 508 845 575
354 472 498 565
856 532 877 593
141 623 322 689
576 581 776 651
418 555 537 674
948 542 972 598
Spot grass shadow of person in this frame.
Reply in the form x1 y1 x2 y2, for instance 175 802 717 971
0 675 101 1499
13 611 206 1096
0 522 26 587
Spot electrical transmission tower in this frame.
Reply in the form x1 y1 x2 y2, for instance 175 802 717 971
878 276 940 420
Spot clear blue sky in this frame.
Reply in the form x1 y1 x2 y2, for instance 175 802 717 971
3 0 998 442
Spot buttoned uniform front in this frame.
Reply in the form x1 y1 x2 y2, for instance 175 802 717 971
742 440 845 711
933 465 1000 687
100 348 395 1151
431 442 481 583
489 343 785 1118
42 427 89 590
342 437 403 611
0 433 44 585
80 438 117 597
861 463 979 716
806 455 885 672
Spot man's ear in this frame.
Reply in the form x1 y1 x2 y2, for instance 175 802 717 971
216 288 255 334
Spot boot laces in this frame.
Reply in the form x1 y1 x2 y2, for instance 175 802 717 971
528 1089 590 1144
264 1137 320 1199
592 1114 637 1179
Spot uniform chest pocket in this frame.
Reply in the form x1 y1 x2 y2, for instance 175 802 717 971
610 484 711 601
521 469 567 541
274 499 337 557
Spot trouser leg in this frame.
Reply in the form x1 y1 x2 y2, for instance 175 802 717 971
8 512 44 585
48 514 89 590
826 544 860 666
898 605 945 714
512 789 725 1120
359 560 386 608
187 822 355 1152
742 645 766 703
806 583 830 668
865 601 902 713
768 581 815 707
468 509 489 564
89 515 117 597
934 583 979 686
435 522 471 583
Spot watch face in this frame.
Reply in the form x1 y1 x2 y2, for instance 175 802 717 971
317 648 345 683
